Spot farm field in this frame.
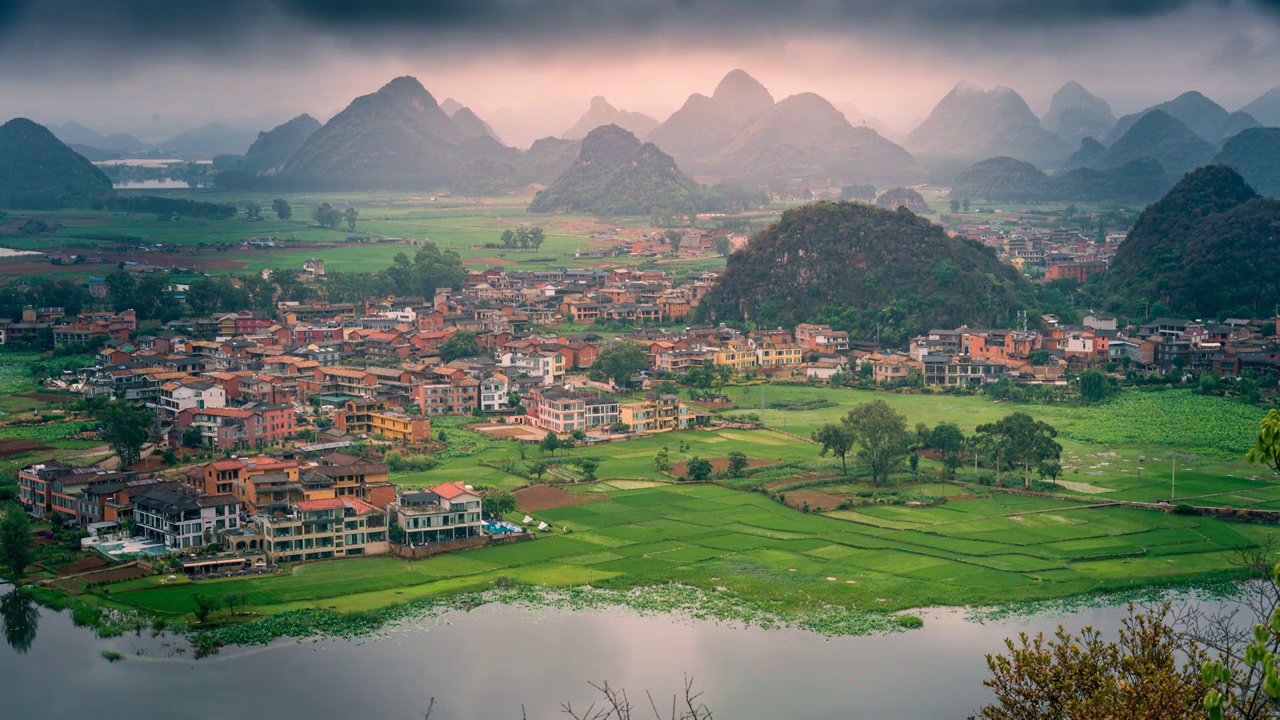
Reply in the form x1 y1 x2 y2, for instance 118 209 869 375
100 482 1272 621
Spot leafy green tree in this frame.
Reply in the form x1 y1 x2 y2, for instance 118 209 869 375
727 451 749 478
591 341 649 388
343 207 359 232
485 490 517 517
440 330 480 362
950 198 961 213
185 276 222 315
529 227 545 252
654 448 670 472
540 431 560 456
529 462 547 481
311 202 342 229
105 268 135 312
962 199 970 212
244 201 262 221
711 364 733 397
813 422 855 474
500 229 517 249
975 412 1061 489
0 505 34 579
192 594 218 623
516 226 531 250
94 399 151 469
1078 369 1111 403
384 245 465 298
272 198 292 220
578 458 599 481
182 427 203 448
973 603 1210 720
929 422 966 478
712 236 731 256
686 456 713 482
843 400 910 486
1036 459 1062 484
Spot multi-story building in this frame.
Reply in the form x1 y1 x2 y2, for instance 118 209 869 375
173 404 296 450
133 486 240 551
584 396 621 428
18 461 138 523
921 355 1008 386
499 351 565 386
412 379 480 416
711 342 758 371
334 398 431 443
258 496 388 562
756 342 803 367
794 323 850 354
620 392 690 434
156 380 227 419
388 483 484 545
529 387 586 434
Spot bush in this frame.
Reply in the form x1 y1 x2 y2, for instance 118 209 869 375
1171 504 1197 515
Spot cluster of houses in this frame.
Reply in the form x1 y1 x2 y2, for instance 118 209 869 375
17 451 487 567
950 222 1123 283
862 313 1280 386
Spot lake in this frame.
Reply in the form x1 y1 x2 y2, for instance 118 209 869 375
0 587 1207 719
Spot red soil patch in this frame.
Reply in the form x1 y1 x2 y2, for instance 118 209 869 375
777 489 847 512
129 456 166 472
515 484 607 512
0 439 53 457
668 457 778 477
80 565 148 585
56 555 108 576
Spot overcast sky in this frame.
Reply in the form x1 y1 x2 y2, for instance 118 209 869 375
1 0 1279 144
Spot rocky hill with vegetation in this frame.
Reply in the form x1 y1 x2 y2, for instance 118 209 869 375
695 201 1036 343
1083 110 1215 177
875 187 930 213
1041 81 1116 146
527 125 760 215
239 114 321 172
1106 91 1258 144
1094 165 1280 317
0 118 114 209
906 82 1070 168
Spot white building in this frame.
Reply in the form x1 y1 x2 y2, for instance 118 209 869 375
133 487 239 551
157 380 226 419
499 351 564 386
479 373 510 412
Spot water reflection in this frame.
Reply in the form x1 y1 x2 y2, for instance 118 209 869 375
0 589 38 654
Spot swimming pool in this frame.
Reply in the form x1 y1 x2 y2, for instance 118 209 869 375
92 540 170 557
483 520 523 535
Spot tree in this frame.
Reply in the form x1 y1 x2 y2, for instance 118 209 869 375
192 594 218 623
971 603 1210 720
578 458 599 481
962 198 971 212
711 364 733 397
311 202 342 229
975 412 1062 489
244 201 262 221
94 399 151 469
727 451 749 478
0 505 34 579
185 276 223 316
105 268 135 312
516 226 531 250
1078 369 1111 403
528 226 545 252
529 462 547 481
929 422 966 479
591 341 649 388
654 448 670 472
686 456 713 482
182 427 203 449
1036 459 1062 484
813 422 855 474
950 198 961 213
665 230 683 254
843 400 910 486
486 490 516 517
272 198 292 220
500 229 517 249
343 207 359 232
541 431 561 456
712 236 731 256
439 331 480 362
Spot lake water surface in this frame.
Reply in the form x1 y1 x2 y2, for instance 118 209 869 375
0 589 1187 720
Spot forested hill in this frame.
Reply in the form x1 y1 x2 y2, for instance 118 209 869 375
1094 165 1280 318
694 201 1037 344
0 118 114 209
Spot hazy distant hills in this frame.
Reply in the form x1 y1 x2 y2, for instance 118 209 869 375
0 118 113 209
528 124 761 215
159 123 259 159
951 155 1170 204
562 97 658 140
1241 88 1280 127
1079 110 1216 177
1041 82 1116 146
1097 165 1280 317
906 82 1071 169
451 107 504 144
648 69 918 187
51 122 149 153
1212 127 1280 197
1106 91 1259 144
238 114 321 173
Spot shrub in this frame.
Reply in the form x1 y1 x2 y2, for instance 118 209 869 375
1171 504 1197 515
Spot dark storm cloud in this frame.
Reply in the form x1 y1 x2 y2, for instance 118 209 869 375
2 0 1277 47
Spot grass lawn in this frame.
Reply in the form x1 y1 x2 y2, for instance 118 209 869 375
102 482 1272 622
